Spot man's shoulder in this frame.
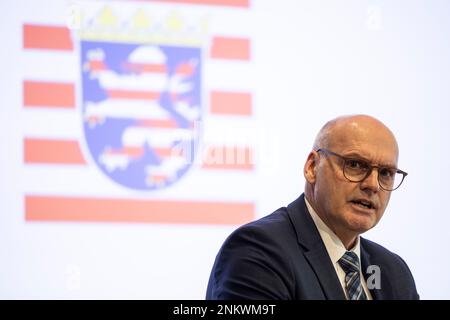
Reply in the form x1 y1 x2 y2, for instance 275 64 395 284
207 206 302 299
362 237 398 257
233 206 293 238
245 206 291 227
361 237 419 299
361 237 413 272
220 206 297 252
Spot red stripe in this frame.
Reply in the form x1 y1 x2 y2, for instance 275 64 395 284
23 81 75 108
137 119 178 128
148 175 169 184
25 195 255 225
24 138 85 164
153 147 183 158
88 60 107 71
210 36 250 60
148 0 249 7
107 89 160 100
107 146 144 158
122 62 167 73
24 141 253 168
210 91 252 115
23 24 73 51
175 62 196 76
106 146 182 158
202 146 254 170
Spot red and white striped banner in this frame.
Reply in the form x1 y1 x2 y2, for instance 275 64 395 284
22 0 256 225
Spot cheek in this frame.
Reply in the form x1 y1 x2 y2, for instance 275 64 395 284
379 192 391 209
314 167 353 210
376 193 391 218
316 168 347 193
321 182 350 214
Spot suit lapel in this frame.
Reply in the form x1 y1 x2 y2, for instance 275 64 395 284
287 194 346 300
360 240 388 300
304 245 347 300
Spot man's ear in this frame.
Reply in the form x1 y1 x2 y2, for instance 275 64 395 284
304 151 319 184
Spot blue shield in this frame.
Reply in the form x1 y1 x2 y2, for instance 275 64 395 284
81 41 201 190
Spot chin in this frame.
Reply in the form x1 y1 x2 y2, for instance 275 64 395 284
345 213 377 233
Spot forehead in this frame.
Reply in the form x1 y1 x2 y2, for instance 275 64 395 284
329 120 399 166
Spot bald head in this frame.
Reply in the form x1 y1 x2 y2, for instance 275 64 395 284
304 114 402 248
313 114 399 161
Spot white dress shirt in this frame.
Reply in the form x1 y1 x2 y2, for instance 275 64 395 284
304 197 372 300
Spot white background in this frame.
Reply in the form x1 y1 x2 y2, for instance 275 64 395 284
1 0 449 299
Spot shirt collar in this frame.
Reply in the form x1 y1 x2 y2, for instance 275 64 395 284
304 196 361 265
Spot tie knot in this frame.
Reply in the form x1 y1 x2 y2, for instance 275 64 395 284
338 251 360 274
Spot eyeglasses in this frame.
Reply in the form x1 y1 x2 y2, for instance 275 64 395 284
316 148 408 191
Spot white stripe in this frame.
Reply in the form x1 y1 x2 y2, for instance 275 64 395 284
22 50 77 83
22 163 256 201
22 108 82 140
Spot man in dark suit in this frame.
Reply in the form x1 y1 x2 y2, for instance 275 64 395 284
206 115 419 300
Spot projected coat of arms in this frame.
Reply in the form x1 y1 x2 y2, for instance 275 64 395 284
79 8 202 190
23 1 254 225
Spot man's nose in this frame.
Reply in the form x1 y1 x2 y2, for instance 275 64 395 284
360 168 380 193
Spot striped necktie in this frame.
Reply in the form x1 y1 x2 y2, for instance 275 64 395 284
338 251 367 300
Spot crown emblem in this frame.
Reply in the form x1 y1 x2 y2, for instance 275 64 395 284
69 4 209 46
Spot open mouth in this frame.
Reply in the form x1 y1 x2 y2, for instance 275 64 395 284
351 199 375 210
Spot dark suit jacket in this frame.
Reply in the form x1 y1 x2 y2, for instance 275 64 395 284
206 194 419 300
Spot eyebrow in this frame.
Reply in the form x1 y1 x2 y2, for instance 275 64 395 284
342 152 397 168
